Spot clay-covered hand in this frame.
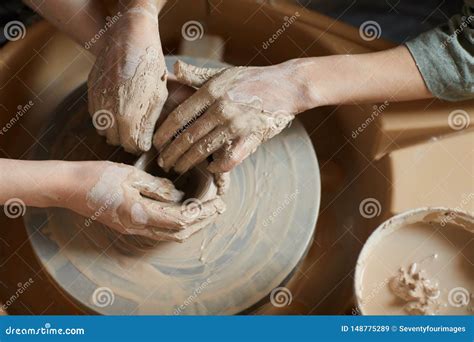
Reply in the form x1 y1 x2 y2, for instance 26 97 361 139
66 161 224 242
88 0 168 154
153 60 309 173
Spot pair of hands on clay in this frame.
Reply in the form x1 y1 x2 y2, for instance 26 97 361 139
62 46 435 240
84 0 305 239
85 1 218 240
88 0 306 173
20 1 432 242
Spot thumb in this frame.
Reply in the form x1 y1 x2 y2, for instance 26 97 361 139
174 60 226 87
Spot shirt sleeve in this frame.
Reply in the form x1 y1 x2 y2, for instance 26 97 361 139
405 0 474 101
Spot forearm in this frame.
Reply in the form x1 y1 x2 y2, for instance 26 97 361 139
0 159 77 208
115 0 166 44
23 0 109 55
23 0 167 57
290 45 433 110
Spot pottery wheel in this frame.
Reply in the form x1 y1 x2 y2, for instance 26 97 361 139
24 56 320 315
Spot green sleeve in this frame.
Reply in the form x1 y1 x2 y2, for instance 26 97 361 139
405 0 474 101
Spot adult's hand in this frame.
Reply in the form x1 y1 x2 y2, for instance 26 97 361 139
153 60 311 173
88 0 168 154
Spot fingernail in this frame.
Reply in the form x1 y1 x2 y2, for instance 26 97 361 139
170 189 184 202
157 157 164 168
213 197 226 214
174 164 187 174
140 140 151 152
207 162 218 173
159 187 184 202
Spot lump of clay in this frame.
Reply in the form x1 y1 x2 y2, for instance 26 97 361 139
106 150 228 253
102 78 229 251
389 262 441 315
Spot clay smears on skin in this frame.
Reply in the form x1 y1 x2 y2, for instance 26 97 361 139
37 120 318 315
86 163 128 226
101 152 229 250
45 152 288 313
155 61 297 174
84 162 224 243
87 2 168 154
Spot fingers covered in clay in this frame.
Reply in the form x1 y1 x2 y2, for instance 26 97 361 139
208 134 261 173
153 60 299 173
156 197 225 241
158 103 221 171
174 126 231 174
131 171 184 203
174 60 226 87
71 161 226 243
153 88 214 151
213 172 231 195
87 2 168 154
159 82 195 120
124 197 225 242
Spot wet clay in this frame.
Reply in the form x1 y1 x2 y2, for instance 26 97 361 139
389 260 441 315
32 120 318 315
88 45 167 152
104 150 228 251
87 0 168 153
24 77 320 315
174 60 225 87
356 210 473 315
154 60 298 174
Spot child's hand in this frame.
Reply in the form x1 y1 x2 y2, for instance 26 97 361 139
65 161 224 242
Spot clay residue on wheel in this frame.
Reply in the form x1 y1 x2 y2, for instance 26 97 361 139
38 120 316 315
